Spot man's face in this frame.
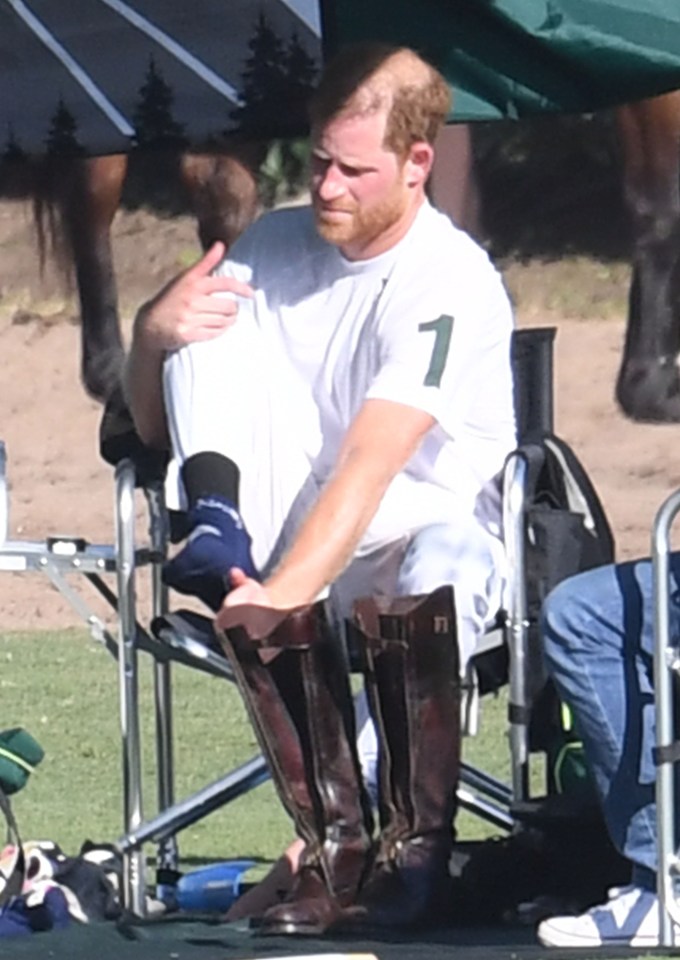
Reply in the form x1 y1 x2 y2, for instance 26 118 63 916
310 110 412 260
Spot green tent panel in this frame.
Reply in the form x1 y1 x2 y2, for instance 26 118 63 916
322 0 680 119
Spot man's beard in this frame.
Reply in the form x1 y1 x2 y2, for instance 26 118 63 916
314 188 407 253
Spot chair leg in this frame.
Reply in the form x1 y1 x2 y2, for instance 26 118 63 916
349 585 461 928
220 603 372 936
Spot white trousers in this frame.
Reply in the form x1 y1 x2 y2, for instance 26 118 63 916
163 320 320 575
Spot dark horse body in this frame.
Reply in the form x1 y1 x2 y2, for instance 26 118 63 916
22 93 680 423
614 91 680 421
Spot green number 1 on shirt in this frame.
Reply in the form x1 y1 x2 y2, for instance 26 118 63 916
418 314 454 387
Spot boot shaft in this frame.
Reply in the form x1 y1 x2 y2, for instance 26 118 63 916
219 603 372 899
353 586 462 844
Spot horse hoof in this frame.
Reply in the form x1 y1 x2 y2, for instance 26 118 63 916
616 361 680 423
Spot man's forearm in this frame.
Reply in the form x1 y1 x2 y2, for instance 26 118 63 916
264 447 389 607
122 246 252 449
264 399 435 609
123 308 169 449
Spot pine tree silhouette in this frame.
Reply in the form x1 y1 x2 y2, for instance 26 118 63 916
132 57 186 149
2 126 27 165
45 99 84 156
283 31 317 132
230 13 293 137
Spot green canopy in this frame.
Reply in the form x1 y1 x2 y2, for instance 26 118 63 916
322 0 680 119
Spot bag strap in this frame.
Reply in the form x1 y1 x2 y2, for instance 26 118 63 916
0 785 25 907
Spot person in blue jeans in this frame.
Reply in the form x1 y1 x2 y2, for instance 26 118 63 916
537 556 672 947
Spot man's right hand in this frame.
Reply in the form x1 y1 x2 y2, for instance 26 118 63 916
133 241 255 353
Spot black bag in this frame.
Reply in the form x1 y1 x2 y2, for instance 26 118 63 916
517 433 616 758
522 432 615 622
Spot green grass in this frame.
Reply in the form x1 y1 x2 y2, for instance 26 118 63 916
0 627 510 865
0 629 293 869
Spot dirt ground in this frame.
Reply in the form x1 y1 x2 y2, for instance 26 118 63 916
0 196 678 632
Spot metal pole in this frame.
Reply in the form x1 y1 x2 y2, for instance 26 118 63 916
503 453 530 802
118 755 269 852
146 483 179 877
460 760 513 807
115 459 146 916
652 489 680 946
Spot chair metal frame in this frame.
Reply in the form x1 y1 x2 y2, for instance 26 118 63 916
652 489 680 946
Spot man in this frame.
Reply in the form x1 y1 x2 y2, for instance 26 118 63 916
536 556 675 948
126 43 516 935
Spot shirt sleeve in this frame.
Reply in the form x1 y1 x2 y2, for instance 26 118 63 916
365 264 515 440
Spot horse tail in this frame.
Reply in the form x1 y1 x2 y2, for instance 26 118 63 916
30 154 77 281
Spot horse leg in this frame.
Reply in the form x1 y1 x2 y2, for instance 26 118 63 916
59 154 128 404
429 124 481 238
615 91 680 422
179 143 265 252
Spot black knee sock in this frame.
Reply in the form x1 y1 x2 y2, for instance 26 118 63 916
181 452 241 508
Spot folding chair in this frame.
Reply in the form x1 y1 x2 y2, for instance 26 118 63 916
107 324 584 915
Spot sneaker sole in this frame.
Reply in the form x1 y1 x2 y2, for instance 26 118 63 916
537 926 659 949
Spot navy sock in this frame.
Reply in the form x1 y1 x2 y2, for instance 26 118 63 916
162 454 258 611
163 494 259 611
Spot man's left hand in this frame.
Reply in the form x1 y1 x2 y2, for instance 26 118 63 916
215 568 288 640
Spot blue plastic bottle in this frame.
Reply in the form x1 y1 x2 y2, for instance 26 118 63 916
168 859 255 913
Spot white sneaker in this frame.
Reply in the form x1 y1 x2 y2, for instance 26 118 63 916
536 885 660 948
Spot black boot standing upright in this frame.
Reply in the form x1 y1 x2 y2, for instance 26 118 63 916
349 585 462 928
219 602 373 936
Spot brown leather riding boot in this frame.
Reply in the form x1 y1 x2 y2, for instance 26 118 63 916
219 603 373 936
347 585 461 929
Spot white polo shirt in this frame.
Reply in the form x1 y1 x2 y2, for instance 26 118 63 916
215 200 516 554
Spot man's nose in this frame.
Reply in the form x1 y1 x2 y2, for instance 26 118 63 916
316 164 346 201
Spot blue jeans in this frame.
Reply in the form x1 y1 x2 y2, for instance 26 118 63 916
541 554 680 892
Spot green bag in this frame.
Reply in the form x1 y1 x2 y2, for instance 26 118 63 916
0 728 43 905
0 728 44 795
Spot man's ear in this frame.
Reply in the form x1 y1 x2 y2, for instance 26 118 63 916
404 142 434 188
